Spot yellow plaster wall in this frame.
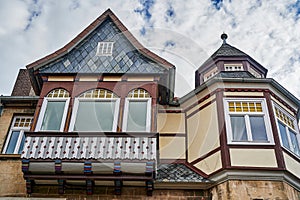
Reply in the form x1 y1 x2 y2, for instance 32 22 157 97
47 76 74 81
283 152 300 178
194 151 222 175
103 76 122 81
159 137 185 159
79 76 98 81
157 113 185 133
230 149 277 168
187 102 220 162
186 95 215 116
223 92 264 97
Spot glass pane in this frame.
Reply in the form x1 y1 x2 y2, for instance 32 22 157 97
41 101 66 131
230 116 247 141
289 129 300 156
18 133 26 154
74 101 115 131
278 121 290 149
250 116 268 141
127 101 147 131
6 131 20 154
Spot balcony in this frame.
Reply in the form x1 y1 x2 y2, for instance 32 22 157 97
21 132 158 196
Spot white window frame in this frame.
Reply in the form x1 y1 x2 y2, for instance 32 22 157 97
2 116 33 154
96 42 114 56
69 98 120 132
224 98 274 145
204 67 218 81
224 64 244 71
122 98 151 132
35 97 70 132
273 102 300 157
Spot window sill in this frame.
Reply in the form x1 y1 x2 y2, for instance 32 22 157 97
228 141 275 146
0 154 21 160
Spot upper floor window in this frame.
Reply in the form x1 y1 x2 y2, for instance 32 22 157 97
2 116 33 154
123 88 151 132
203 67 218 81
274 104 300 156
96 42 114 56
224 98 273 144
69 89 119 132
35 89 70 131
224 64 243 71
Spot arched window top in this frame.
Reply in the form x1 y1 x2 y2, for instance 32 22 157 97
47 89 69 98
127 88 151 98
78 88 118 98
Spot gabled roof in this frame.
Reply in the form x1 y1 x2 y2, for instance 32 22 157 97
26 9 174 71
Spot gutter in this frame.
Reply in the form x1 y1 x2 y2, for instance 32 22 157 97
168 66 179 106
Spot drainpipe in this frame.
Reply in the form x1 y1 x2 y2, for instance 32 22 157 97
168 66 179 106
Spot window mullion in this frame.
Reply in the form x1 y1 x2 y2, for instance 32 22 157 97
245 114 252 141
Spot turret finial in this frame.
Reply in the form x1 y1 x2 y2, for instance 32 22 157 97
221 33 228 44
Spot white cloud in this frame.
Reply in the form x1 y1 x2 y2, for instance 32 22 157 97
0 0 300 100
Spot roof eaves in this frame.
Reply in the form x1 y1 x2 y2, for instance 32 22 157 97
179 77 300 107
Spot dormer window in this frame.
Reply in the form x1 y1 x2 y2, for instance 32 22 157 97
96 42 114 56
224 64 243 71
204 67 218 81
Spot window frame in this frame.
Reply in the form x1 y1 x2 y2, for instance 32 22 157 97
224 98 274 145
35 97 70 132
69 97 120 132
224 63 244 71
96 42 114 56
273 102 300 157
2 116 33 154
122 98 152 132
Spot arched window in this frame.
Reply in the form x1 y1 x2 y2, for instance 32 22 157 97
123 88 151 132
69 89 120 132
36 89 70 131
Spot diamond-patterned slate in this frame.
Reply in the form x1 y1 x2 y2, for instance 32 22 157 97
40 18 166 74
156 163 210 183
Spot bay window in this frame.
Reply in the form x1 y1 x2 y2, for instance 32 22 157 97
274 104 300 156
69 89 119 132
35 89 70 131
123 88 151 132
2 116 33 154
224 99 273 144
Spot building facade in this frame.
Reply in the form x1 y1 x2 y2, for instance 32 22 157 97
0 9 299 200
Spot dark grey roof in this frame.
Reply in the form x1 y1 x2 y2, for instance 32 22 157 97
156 163 210 183
199 43 248 68
215 71 255 79
40 18 167 74
211 43 248 58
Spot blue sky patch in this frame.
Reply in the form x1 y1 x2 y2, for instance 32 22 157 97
211 0 223 10
25 0 42 31
164 40 176 48
134 0 155 22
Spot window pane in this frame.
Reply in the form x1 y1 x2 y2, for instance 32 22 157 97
74 101 115 131
41 101 66 130
278 120 290 149
250 116 268 141
6 131 20 154
230 116 247 141
289 129 300 156
127 101 147 132
18 133 26 154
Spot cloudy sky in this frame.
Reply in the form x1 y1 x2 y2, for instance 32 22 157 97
1 0 300 98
